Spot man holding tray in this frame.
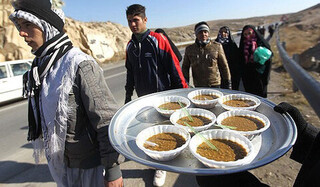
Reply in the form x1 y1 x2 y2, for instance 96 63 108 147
197 102 320 187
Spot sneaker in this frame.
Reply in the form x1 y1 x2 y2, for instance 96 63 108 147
153 170 166 186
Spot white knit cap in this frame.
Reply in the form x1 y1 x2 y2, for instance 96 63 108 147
195 23 210 35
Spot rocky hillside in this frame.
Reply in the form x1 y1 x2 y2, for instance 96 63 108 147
0 0 131 63
1 1 319 66
279 3 320 70
161 14 283 42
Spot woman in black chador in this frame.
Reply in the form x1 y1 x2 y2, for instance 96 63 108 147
239 25 272 98
215 26 241 90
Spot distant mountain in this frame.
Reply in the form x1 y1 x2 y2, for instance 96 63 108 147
160 14 283 43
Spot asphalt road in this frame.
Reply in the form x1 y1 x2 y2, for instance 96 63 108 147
0 54 198 187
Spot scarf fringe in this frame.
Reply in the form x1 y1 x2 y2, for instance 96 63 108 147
45 52 78 185
32 138 45 164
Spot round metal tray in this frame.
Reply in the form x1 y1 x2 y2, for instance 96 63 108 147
109 88 297 175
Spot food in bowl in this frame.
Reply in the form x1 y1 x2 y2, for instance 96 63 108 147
188 89 223 109
158 102 186 110
221 116 265 131
153 96 191 118
136 125 191 161
223 99 256 107
177 115 212 127
144 133 186 151
216 110 270 140
193 94 219 100
197 139 247 162
170 108 216 133
218 94 261 111
189 129 255 168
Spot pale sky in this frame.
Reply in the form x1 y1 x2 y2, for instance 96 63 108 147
62 0 319 28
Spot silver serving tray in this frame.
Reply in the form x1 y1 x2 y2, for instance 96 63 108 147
109 88 297 175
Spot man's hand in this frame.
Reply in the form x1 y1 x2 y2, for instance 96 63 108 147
105 177 123 187
274 102 307 135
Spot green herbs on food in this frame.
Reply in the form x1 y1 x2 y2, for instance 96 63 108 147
183 122 218 151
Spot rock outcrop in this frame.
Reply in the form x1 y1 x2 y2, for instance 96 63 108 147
65 18 131 63
0 0 34 61
0 0 131 63
299 43 320 71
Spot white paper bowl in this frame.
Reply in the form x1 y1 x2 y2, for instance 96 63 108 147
216 110 270 140
189 129 255 168
170 108 216 133
136 125 191 161
218 94 261 111
187 89 224 109
153 96 191 117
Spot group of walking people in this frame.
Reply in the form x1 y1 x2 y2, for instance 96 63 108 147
8 0 319 187
182 21 272 98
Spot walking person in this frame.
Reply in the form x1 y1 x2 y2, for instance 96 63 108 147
155 28 183 63
9 0 123 186
239 25 272 98
215 26 241 90
182 21 231 89
266 24 275 42
124 4 188 186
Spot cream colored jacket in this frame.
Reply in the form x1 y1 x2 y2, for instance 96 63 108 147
182 40 231 87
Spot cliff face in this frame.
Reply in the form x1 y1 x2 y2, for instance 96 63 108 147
0 0 34 61
0 1 131 63
65 18 131 63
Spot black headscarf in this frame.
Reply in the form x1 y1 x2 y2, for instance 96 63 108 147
155 28 182 62
239 25 272 86
239 25 270 52
215 26 235 45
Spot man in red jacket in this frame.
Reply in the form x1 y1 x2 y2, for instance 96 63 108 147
124 4 188 187
124 4 188 104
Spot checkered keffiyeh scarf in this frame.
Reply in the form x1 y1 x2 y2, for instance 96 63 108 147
23 32 73 141
10 8 73 141
9 9 63 43
243 29 258 63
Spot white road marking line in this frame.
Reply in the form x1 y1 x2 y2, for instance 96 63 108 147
105 71 126 79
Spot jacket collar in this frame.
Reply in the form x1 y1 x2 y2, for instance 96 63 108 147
131 29 151 44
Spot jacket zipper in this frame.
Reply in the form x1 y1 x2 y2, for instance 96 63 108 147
147 37 159 91
138 42 142 68
86 126 94 145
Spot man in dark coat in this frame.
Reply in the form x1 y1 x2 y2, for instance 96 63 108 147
274 102 320 187
197 102 320 187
